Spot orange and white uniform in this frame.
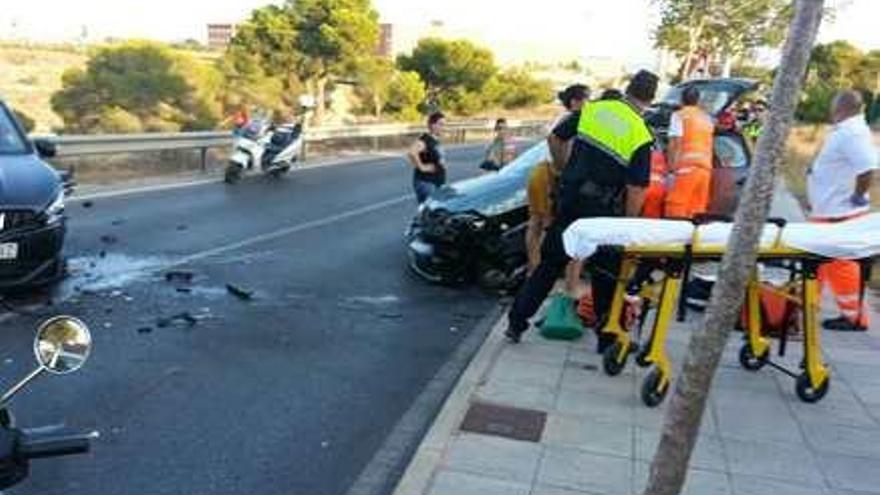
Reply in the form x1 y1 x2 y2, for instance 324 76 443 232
807 115 880 327
642 148 667 218
665 106 714 218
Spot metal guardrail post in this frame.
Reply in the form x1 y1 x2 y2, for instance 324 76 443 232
199 147 208 173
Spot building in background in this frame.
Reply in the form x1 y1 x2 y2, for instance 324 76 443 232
377 23 393 58
207 23 236 50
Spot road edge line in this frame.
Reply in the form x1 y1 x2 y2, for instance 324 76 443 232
344 302 509 495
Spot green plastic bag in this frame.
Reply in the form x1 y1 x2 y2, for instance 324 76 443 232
539 294 584 341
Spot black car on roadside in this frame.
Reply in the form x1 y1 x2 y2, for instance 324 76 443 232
406 78 759 288
0 100 70 291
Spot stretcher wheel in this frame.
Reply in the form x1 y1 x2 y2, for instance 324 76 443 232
635 348 652 368
602 341 632 377
795 373 829 403
641 368 669 408
738 344 769 372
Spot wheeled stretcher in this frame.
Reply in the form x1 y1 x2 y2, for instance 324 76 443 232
562 213 880 407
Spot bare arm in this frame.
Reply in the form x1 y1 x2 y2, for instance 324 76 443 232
407 140 435 173
625 186 647 217
666 137 681 167
525 213 552 273
855 170 874 197
548 134 571 170
565 258 588 298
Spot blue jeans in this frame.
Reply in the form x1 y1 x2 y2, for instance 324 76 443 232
413 179 439 204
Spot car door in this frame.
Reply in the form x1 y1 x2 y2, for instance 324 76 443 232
708 132 752 216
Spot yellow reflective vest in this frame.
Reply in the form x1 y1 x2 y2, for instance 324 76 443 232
576 99 654 166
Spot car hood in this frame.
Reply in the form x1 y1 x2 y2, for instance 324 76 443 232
424 142 550 217
0 154 62 210
646 78 758 129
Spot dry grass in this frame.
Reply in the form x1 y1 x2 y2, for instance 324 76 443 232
0 46 87 132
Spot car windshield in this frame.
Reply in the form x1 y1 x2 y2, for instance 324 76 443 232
0 106 28 155
661 86 734 115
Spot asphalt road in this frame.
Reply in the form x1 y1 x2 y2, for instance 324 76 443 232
0 144 501 495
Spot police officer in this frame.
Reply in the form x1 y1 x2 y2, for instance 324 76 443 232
505 70 659 350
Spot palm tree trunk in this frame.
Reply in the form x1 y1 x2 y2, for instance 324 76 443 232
641 1 826 494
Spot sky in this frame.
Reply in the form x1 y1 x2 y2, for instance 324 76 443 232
2 0 878 65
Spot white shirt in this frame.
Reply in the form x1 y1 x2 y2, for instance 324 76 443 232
807 115 879 219
668 112 684 138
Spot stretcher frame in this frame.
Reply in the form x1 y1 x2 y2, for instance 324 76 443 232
594 218 842 407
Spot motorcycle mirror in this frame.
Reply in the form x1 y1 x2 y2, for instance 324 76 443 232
33 317 92 375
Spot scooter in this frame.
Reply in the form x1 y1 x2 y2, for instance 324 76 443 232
225 118 304 184
0 316 97 491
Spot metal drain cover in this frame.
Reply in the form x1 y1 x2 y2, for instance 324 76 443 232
459 402 547 442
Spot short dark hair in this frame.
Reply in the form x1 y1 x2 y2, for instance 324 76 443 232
558 84 590 110
682 86 701 106
599 88 624 101
625 70 659 103
495 118 508 128
427 111 445 127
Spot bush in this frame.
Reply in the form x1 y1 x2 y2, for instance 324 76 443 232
487 69 553 109
96 107 143 133
51 41 223 133
385 70 426 120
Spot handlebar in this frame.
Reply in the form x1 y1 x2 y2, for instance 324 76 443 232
17 431 97 460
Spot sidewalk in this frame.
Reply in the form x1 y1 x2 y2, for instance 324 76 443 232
393 185 880 495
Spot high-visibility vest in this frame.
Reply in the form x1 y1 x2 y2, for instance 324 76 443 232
576 99 654 167
672 106 714 171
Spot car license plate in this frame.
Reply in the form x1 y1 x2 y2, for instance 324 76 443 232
0 243 18 261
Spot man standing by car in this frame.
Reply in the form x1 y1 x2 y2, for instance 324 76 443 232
408 112 447 204
664 86 714 219
807 90 878 332
505 70 658 346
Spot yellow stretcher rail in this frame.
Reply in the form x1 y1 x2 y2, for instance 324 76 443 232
596 221 834 407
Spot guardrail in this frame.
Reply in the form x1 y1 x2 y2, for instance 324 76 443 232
47 119 548 170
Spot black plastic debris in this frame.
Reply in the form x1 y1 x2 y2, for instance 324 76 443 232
379 312 403 319
100 235 118 245
176 287 192 294
157 312 198 328
99 251 107 258
176 225 188 231
137 327 153 334
226 284 254 300
111 219 126 226
82 201 94 208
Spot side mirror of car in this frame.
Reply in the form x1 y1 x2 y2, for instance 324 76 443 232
33 139 57 159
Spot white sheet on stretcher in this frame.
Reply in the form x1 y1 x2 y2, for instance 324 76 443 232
562 213 880 261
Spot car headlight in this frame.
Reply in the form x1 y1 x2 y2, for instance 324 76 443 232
45 191 65 224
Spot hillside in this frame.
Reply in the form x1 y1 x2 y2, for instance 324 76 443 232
0 45 88 132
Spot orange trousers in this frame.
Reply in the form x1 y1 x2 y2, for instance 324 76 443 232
642 183 666 218
813 215 869 326
664 169 711 219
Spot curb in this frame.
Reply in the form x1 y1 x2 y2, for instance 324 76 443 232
391 306 510 495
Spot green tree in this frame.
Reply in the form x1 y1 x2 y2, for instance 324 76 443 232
229 5 303 97
654 0 793 77
217 46 286 118
385 70 426 121
397 38 498 103
290 0 380 124
355 56 396 118
485 68 553 109
51 41 222 133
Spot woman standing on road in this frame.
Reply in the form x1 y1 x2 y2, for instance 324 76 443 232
480 118 517 172
408 112 447 204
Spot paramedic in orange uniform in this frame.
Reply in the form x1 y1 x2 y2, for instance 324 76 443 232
642 145 668 218
807 90 878 331
665 86 714 218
